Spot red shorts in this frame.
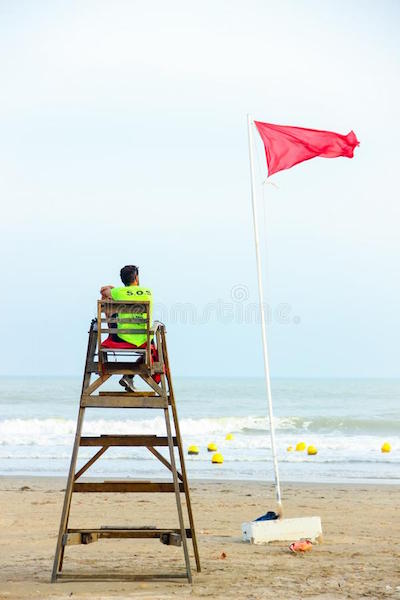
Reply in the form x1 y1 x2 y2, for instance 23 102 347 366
101 336 161 383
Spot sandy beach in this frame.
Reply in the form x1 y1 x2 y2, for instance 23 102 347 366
0 478 399 599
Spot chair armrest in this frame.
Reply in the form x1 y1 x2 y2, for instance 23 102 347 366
151 321 165 335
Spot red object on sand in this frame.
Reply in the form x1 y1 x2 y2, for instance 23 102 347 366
254 121 359 176
289 540 313 553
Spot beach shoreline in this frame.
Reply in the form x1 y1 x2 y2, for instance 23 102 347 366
0 477 399 599
1 474 400 486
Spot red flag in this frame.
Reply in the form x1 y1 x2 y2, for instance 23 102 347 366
254 121 359 176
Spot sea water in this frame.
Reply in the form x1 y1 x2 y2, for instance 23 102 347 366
0 376 398 483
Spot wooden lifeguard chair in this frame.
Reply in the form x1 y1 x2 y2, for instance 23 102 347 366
51 300 200 583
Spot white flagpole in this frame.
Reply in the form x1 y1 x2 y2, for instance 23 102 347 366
247 114 282 515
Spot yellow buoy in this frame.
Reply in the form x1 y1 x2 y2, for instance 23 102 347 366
287 445 294 452
296 441 306 451
188 445 199 455
381 442 391 453
212 452 224 464
225 433 234 441
207 442 217 452
307 445 318 456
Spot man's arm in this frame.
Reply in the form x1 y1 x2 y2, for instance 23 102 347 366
100 285 114 300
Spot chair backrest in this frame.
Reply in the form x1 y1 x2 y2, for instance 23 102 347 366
97 300 152 368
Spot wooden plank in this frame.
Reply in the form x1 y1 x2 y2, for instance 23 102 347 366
100 347 147 353
161 326 201 574
97 367 146 376
80 435 176 447
163 402 192 582
74 447 108 480
63 532 99 546
141 375 164 396
57 572 188 581
100 525 156 530
146 313 151 369
73 481 184 493
151 362 164 371
99 363 148 374
147 446 183 481
98 300 150 310
84 375 111 396
100 328 148 335
99 391 156 397
101 318 147 324
51 407 86 582
63 532 82 546
87 363 150 376
99 306 148 312
97 302 102 369
55 322 98 574
66 528 192 540
80 396 168 409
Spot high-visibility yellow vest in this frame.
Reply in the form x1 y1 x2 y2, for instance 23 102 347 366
110 286 153 346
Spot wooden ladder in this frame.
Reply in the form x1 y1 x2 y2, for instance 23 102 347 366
51 306 200 583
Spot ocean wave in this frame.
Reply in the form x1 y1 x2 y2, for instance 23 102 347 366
0 416 266 446
0 413 399 447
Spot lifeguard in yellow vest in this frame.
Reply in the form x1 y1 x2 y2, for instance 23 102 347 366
100 265 154 391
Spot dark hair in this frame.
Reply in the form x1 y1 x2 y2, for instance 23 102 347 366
120 265 139 286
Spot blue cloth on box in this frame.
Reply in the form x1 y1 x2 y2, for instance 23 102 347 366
254 511 278 522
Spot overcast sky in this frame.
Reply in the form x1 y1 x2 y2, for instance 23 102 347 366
0 0 399 377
